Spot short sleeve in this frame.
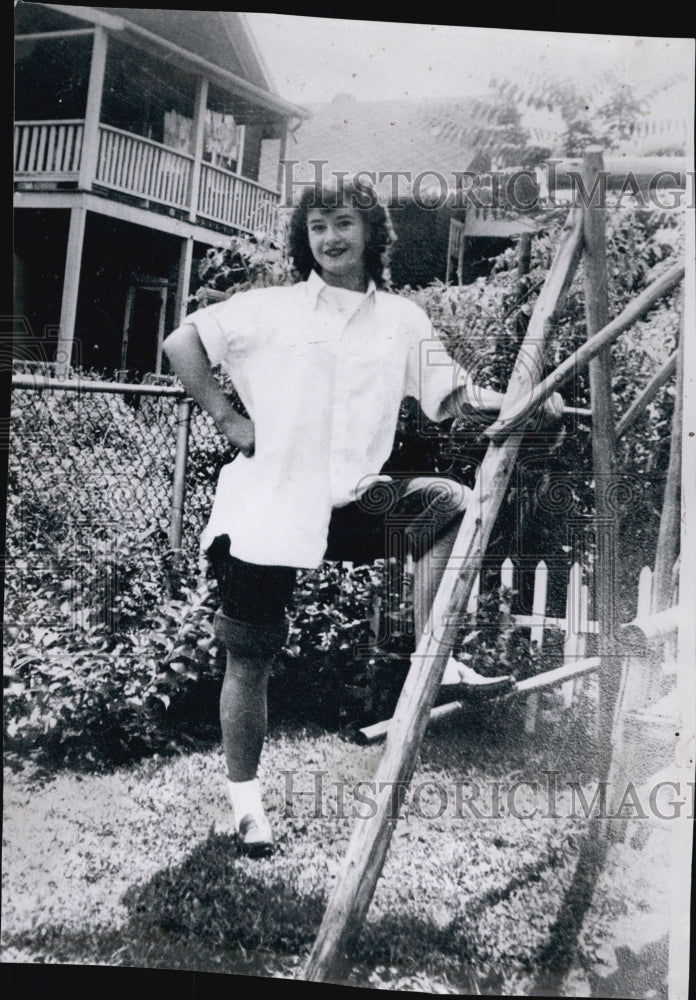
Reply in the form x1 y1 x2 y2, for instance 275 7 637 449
186 290 266 373
404 305 465 422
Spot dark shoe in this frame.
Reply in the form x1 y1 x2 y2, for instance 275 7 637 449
237 812 274 858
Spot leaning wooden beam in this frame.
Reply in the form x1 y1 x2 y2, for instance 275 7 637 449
615 351 677 440
622 606 682 644
510 656 600 695
357 656 601 744
357 699 466 745
483 262 685 442
303 207 584 983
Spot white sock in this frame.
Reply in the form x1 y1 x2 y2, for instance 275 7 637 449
227 778 265 829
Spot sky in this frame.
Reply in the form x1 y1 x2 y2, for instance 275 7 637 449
244 13 694 118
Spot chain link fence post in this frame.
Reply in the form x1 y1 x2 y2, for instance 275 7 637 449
169 396 193 569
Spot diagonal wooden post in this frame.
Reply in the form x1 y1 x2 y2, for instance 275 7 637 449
483 265 684 442
615 350 678 440
304 207 584 983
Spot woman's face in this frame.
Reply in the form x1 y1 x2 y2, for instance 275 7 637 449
306 205 368 290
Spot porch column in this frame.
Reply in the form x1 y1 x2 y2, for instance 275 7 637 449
56 206 87 376
276 125 288 194
188 75 208 222
174 236 195 330
78 24 108 191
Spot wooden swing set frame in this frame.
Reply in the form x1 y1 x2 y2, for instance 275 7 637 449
303 147 686 982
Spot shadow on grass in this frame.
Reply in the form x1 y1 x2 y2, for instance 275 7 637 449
530 830 668 999
120 831 487 987
530 831 608 996
3 696 602 989
587 937 669 1000
2 829 500 990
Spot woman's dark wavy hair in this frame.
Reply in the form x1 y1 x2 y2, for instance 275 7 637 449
287 179 396 288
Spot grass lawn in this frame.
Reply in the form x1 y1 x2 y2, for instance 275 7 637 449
1 693 674 996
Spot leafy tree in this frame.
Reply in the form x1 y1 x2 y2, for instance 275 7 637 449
428 69 688 167
428 92 551 170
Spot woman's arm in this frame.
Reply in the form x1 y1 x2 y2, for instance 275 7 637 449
440 377 564 426
163 324 255 456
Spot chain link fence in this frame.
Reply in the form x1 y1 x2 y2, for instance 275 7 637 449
5 364 230 631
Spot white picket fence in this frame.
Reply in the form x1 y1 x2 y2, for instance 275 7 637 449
357 555 679 745
470 556 678 731
459 557 599 731
362 554 671 743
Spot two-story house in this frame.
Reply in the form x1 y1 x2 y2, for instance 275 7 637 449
14 3 308 377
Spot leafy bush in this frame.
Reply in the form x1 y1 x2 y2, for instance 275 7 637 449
451 581 544 682
4 574 222 766
275 560 407 729
194 232 295 302
4 375 223 766
3 556 402 767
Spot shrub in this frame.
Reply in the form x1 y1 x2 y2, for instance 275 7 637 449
274 560 407 729
3 557 403 767
4 574 222 766
194 232 295 302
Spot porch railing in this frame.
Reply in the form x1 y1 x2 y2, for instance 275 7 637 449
14 119 282 235
96 124 193 210
14 119 84 178
198 161 280 235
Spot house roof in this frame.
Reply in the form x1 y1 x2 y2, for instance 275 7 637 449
42 5 308 121
286 94 486 199
99 8 269 90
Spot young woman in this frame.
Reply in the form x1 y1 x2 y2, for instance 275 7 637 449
163 179 563 855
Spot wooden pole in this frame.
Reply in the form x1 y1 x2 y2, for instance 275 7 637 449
120 283 135 372
303 207 584 983
484 264 684 441
615 351 677 440
358 656 601 745
516 232 533 340
188 75 208 223
276 126 288 197
78 25 108 192
155 285 168 375
651 309 683 614
174 236 195 329
56 206 87 378
357 699 467 745
581 147 618 777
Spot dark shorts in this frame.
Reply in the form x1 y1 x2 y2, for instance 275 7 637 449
207 476 470 629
